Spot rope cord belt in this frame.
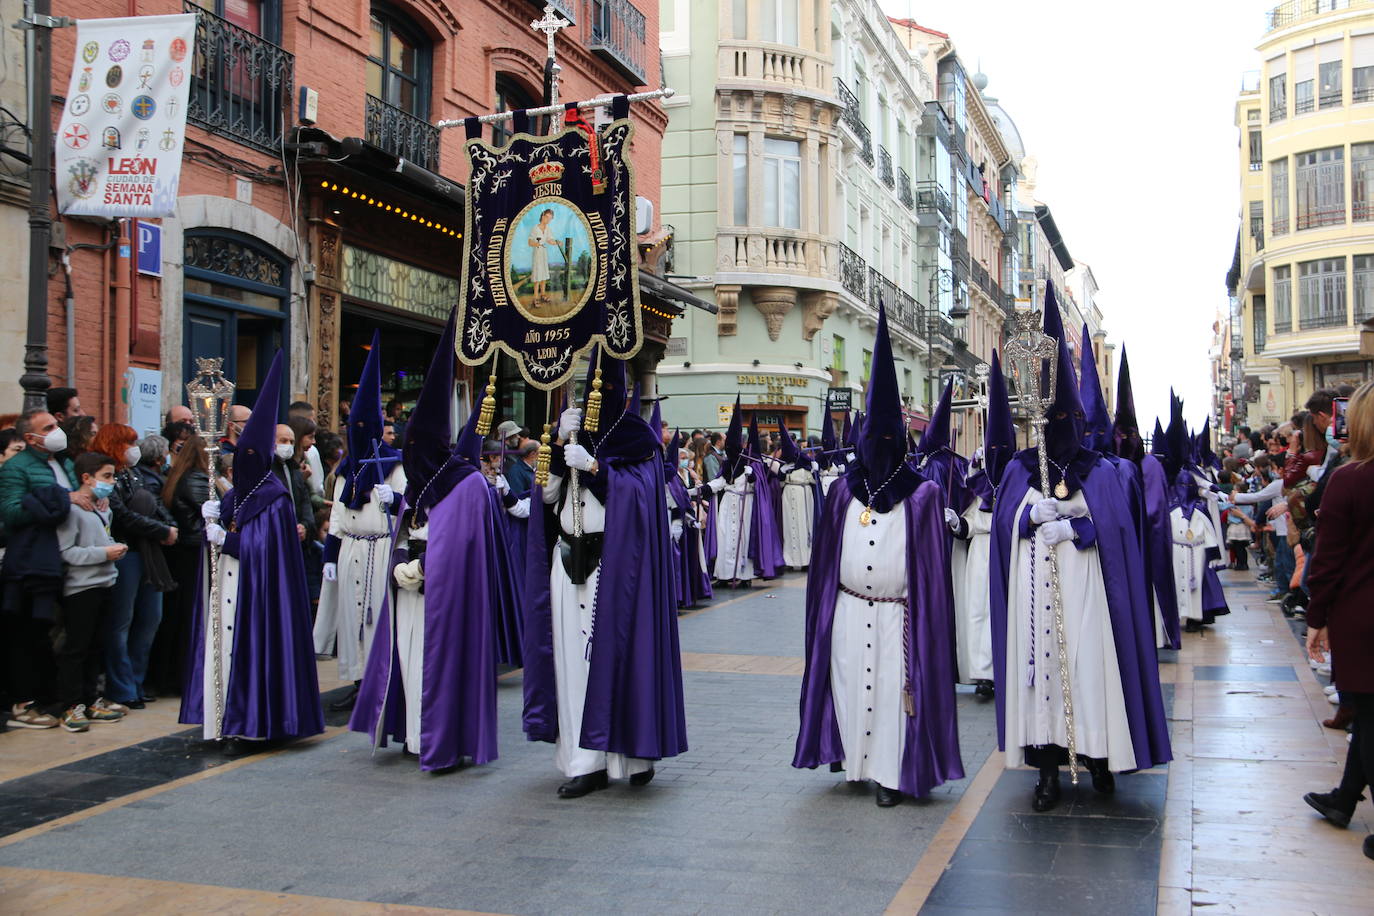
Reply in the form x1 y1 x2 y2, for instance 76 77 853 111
836 583 915 717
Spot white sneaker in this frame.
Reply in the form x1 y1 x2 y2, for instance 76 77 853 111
1317 663 1333 676
1325 685 1338 695
1328 692 1341 705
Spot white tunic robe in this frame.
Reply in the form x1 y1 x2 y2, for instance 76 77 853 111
543 474 652 779
1003 487 1137 772
952 505 994 683
315 466 406 682
830 500 908 790
1193 472 1226 570
199 552 240 741
390 521 428 755
1170 506 1216 626
780 467 816 568
713 473 755 581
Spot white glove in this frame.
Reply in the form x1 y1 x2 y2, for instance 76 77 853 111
944 508 961 532
1030 499 1061 525
205 522 226 547
707 477 727 493
1039 519 1076 547
557 407 582 440
323 562 338 582
202 500 222 522
743 466 754 479
394 559 424 591
372 483 394 507
670 520 683 543
564 442 595 472
508 497 530 519
494 474 510 496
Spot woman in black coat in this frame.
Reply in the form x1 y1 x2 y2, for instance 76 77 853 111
149 435 211 697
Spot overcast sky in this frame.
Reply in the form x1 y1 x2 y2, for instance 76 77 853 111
878 0 1264 432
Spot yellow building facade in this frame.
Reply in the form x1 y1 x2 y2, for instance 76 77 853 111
1235 1 1374 426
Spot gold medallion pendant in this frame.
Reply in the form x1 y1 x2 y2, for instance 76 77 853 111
1054 480 1069 499
1186 529 1195 542
859 506 873 527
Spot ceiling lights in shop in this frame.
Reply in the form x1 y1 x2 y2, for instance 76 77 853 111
319 181 461 238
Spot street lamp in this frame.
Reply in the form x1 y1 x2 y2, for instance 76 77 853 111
926 266 954 414
186 357 235 741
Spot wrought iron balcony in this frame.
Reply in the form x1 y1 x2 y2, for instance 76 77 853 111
1272 216 1290 234
915 181 952 221
1265 0 1373 34
1296 204 1345 231
184 1 294 155
835 78 874 166
587 0 647 85
972 261 990 295
839 243 867 300
921 100 952 147
877 146 894 188
365 94 440 172
951 228 970 268
897 168 913 209
1299 310 1349 330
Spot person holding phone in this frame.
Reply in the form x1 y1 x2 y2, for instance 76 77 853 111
1303 380 1374 861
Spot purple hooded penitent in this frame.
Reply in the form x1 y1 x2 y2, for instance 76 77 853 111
181 351 324 741
664 430 712 608
968 350 1015 512
794 302 963 796
520 348 688 762
348 306 511 770
913 377 971 517
336 330 401 511
986 287 1172 771
745 414 784 579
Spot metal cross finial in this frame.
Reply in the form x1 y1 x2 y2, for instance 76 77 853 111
531 4 570 63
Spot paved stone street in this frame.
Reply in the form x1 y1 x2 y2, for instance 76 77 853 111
0 569 1371 914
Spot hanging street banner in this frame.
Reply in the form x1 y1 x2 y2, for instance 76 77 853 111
456 96 642 390
55 13 196 218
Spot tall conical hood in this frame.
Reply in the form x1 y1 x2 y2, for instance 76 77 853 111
1113 345 1144 462
404 305 460 504
721 394 744 478
649 396 663 443
1041 285 1085 462
338 330 397 509
1163 390 1190 479
580 346 628 450
454 393 484 465
916 378 954 457
664 428 682 473
856 302 908 486
1152 418 1166 456
747 414 763 457
1078 322 1112 455
629 379 642 417
234 349 284 492
777 418 807 467
984 349 1016 488
1197 417 1219 470
842 410 853 448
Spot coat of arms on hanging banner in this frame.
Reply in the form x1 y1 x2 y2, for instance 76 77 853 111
456 95 641 390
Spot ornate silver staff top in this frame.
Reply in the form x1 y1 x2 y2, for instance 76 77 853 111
1002 308 1079 786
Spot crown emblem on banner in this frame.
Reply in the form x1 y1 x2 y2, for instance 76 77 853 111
529 161 564 185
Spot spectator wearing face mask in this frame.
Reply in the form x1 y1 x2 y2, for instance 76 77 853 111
272 424 317 543
0 408 85 729
90 424 178 710
46 387 85 423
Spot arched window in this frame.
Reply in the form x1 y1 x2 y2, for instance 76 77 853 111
492 74 541 146
368 6 430 118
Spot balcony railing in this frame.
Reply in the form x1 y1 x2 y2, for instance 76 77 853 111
365 94 440 171
1273 216 1290 234
587 0 647 84
1296 205 1345 231
921 100 952 147
1251 216 1265 250
1266 0 1372 33
1355 200 1374 221
972 261 990 295
951 228 970 267
718 229 825 276
877 146 894 187
839 243 867 300
897 168 913 209
915 181 952 221
185 1 294 155
1299 310 1350 330
835 78 874 166
1270 104 1286 123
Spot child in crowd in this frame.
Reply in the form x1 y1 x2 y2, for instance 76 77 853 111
53 452 130 732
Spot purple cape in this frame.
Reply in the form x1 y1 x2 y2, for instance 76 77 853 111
988 453 1172 771
485 484 525 667
1139 455 1181 647
348 475 501 771
179 480 324 740
667 470 712 607
793 476 964 797
746 457 784 579
521 438 689 759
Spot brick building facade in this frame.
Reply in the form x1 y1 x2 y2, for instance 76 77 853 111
38 0 666 430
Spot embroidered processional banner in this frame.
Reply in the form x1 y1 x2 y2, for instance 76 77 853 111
456 96 642 390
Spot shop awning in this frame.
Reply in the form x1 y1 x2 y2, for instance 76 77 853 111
638 271 718 314
290 128 465 210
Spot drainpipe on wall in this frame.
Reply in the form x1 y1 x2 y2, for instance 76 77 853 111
112 219 132 423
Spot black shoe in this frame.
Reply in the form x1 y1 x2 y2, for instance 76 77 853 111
221 737 248 758
875 785 903 807
141 690 158 702
829 761 844 773
1032 773 1062 812
629 767 655 786
1304 790 1358 828
557 770 609 799
974 680 995 699
123 699 146 710
1182 620 1203 633
1364 835 1374 861
1085 759 1115 795
329 684 360 712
